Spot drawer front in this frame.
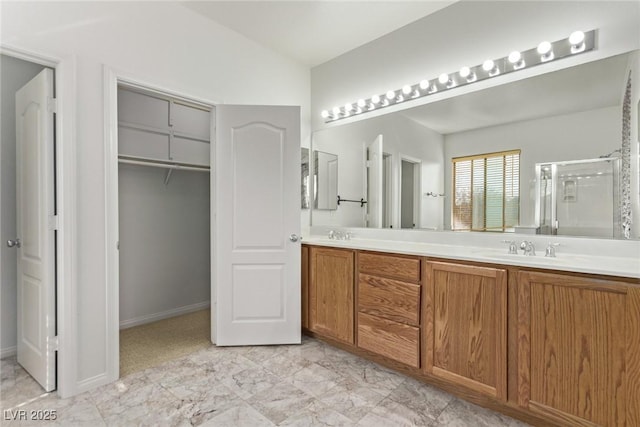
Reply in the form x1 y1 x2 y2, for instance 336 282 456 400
357 312 420 368
358 252 420 282
358 273 420 326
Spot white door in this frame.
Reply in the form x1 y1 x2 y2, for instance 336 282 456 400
367 135 383 228
215 105 301 345
14 69 56 391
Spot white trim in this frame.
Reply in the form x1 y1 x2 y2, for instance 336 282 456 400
104 66 219 383
119 301 211 330
1 346 17 359
399 154 423 229
0 44 78 398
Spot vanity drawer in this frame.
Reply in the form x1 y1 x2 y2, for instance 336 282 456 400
358 273 420 326
358 252 421 282
358 312 420 368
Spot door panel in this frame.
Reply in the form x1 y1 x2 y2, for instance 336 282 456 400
15 68 56 391
367 135 383 228
216 105 300 345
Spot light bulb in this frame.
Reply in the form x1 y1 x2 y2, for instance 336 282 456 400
402 85 412 95
419 80 430 90
332 106 340 115
508 51 525 69
482 59 495 72
371 94 381 104
386 90 396 100
537 41 553 61
357 99 366 108
569 30 585 53
459 67 470 78
344 103 353 112
569 30 585 46
508 51 521 64
321 110 329 119
438 73 449 84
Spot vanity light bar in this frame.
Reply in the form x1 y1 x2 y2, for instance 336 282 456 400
321 30 596 122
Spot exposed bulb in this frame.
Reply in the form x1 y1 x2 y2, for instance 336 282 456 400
332 106 340 115
386 90 396 100
537 41 554 61
438 73 449 84
371 94 381 104
482 59 499 76
569 30 585 53
357 99 366 108
321 110 329 119
344 103 353 112
419 80 430 90
508 51 525 69
459 66 476 82
402 85 412 95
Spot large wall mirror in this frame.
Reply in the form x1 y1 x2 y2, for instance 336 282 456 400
310 50 639 239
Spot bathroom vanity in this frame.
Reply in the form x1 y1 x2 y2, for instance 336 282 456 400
301 238 640 427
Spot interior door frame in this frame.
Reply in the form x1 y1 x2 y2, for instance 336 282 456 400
398 154 422 229
0 45 76 398
104 67 220 384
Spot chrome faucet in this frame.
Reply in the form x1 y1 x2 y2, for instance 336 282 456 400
520 241 536 256
545 242 559 257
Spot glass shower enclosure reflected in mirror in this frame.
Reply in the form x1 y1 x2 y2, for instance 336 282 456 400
536 157 620 238
314 150 338 210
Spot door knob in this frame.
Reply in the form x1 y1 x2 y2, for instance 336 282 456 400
289 234 299 242
7 239 21 248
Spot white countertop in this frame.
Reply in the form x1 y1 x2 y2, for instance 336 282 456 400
303 235 640 279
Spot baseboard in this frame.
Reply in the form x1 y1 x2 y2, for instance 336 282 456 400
0 346 17 359
119 301 210 330
76 372 110 394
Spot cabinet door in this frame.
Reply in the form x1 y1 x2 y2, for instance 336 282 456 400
424 261 507 400
309 247 354 344
517 271 640 427
301 245 309 330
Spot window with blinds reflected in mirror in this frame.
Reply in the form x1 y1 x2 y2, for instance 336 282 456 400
452 150 520 232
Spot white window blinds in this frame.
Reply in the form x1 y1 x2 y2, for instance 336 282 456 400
452 150 520 231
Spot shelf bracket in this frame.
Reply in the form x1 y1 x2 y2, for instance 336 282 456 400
164 168 173 185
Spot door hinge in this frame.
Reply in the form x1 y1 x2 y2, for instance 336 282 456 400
48 336 59 352
47 97 58 113
366 160 371 168
49 215 59 230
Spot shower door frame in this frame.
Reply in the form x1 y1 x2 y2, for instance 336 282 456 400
535 157 620 237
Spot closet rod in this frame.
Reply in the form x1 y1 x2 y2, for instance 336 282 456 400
118 158 210 172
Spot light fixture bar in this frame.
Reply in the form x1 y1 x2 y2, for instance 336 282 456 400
322 30 596 122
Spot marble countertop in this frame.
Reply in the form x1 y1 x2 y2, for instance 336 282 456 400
302 236 640 279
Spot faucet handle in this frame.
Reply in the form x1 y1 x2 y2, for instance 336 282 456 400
328 230 335 239
545 242 560 257
501 240 518 254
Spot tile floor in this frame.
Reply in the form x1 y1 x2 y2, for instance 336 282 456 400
1 337 530 426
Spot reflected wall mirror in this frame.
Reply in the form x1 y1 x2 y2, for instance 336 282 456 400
310 50 638 239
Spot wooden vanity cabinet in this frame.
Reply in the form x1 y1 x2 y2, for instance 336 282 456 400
308 247 355 344
423 261 508 401
301 245 309 330
357 252 422 368
516 271 640 427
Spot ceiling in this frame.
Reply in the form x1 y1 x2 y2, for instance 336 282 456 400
180 1 456 67
400 53 629 134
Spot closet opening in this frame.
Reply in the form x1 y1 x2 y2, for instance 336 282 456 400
116 84 213 377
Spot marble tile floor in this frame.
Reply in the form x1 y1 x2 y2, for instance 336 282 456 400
1 337 530 426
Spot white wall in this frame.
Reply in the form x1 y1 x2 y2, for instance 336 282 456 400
311 1 640 130
118 165 210 327
1 1 310 394
312 113 444 229
0 54 47 357
444 106 621 229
